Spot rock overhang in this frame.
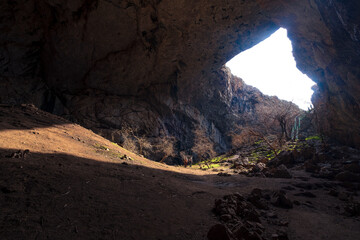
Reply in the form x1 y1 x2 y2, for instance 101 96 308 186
0 0 359 152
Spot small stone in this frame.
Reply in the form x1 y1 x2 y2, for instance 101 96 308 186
336 171 360 182
6 149 30 159
319 166 335 179
304 160 320 173
243 209 261 223
278 220 289 226
23 149 30 158
214 198 225 207
275 151 294 167
266 211 278 218
271 191 293 209
344 163 360 173
248 231 262 240
234 193 245 201
293 183 313 190
294 192 316 198
227 207 236 216
303 202 315 209
255 223 265 230
300 147 315 160
220 214 232 222
217 172 231 177
233 225 257 240
214 205 228 216
276 230 289 240
338 192 349 201
270 165 292 179
248 194 269 210
272 234 279 240
250 188 262 197
282 186 295 191
344 202 360 216
328 189 339 197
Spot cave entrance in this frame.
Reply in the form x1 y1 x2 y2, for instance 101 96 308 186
226 28 316 110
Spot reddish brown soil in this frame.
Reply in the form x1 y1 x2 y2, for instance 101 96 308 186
0 105 359 240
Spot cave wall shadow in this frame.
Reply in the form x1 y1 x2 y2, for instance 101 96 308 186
0 147 220 239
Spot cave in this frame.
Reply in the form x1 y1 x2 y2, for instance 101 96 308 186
1 0 359 153
1 0 360 239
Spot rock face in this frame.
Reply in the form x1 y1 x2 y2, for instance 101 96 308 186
0 0 359 160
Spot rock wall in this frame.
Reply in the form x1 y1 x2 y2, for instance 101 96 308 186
0 0 359 160
309 0 360 147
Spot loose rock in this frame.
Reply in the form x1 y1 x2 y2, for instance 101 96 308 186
207 224 231 240
271 191 293 209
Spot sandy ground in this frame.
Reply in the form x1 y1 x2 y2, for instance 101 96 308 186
0 104 359 240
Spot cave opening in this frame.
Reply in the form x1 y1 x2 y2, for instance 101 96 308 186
226 28 316 110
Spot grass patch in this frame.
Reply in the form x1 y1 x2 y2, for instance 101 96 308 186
209 155 229 163
93 143 130 160
193 155 231 170
305 135 321 141
94 144 109 151
199 163 221 169
194 155 228 167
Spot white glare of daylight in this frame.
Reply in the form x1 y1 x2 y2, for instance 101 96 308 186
226 28 316 110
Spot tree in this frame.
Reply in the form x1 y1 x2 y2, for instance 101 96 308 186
273 102 301 143
191 128 216 167
229 100 301 157
155 135 175 163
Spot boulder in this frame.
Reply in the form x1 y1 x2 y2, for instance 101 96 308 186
271 191 293 209
218 172 232 177
304 160 320 173
232 224 262 240
207 224 231 240
336 171 360 182
268 165 292 179
344 163 360 174
344 202 360 217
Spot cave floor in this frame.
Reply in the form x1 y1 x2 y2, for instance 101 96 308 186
0 105 359 240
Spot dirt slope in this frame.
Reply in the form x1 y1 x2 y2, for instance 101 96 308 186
0 105 359 240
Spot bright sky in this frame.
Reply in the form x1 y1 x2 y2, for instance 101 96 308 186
226 28 316 110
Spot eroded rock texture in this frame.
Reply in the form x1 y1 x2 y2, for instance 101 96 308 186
0 0 359 161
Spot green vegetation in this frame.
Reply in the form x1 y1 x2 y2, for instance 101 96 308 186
305 135 321 141
93 143 130 161
192 154 231 170
248 139 312 163
198 163 221 169
254 140 264 145
94 143 110 151
249 148 280 162
191 133 322 172
209 155 230 163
